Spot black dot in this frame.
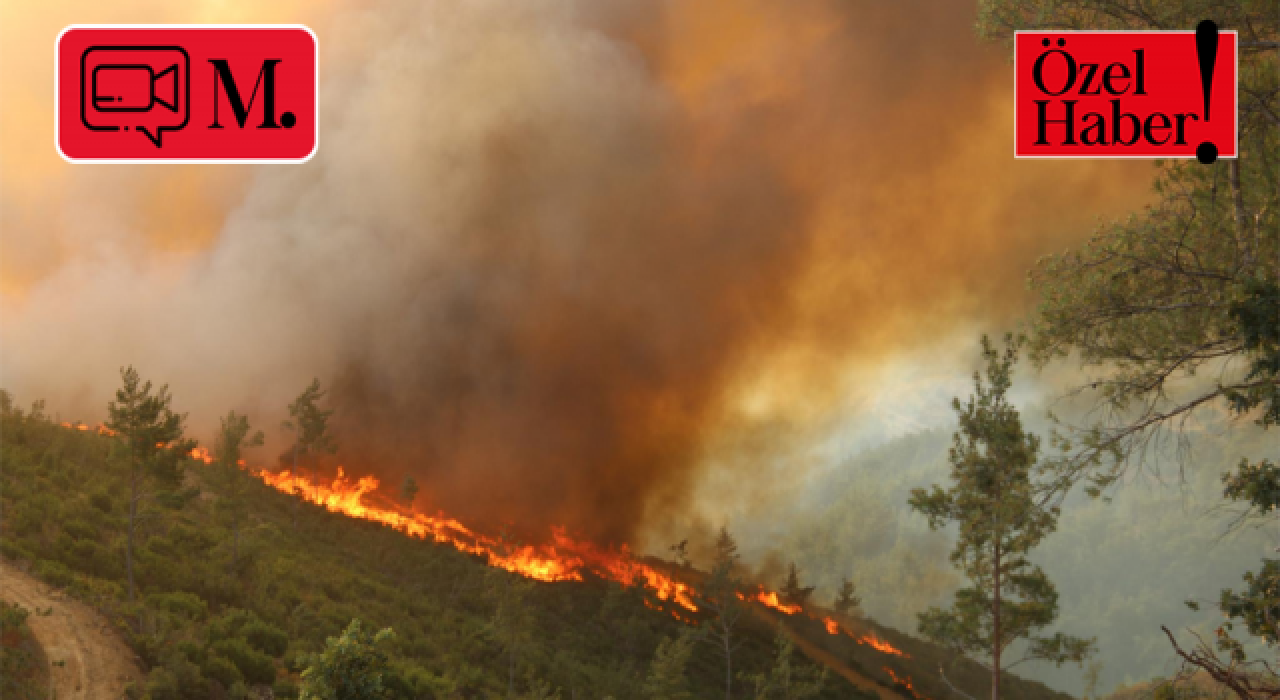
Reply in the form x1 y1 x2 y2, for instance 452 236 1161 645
1057 38 1066 47
281 112 296 128
1042 38 1050 47
1196 142 1218 164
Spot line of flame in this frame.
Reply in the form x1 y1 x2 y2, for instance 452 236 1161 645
739 589 804 615
58 421 917 658
856 631 909 657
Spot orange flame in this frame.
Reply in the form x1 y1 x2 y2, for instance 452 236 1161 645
254 467 700 611
855 631 908 658
883 667 927 700
740 589 803 615
56 422 851 623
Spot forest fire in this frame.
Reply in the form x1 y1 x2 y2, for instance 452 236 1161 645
57 420 932 672
239 459 922 654
883 667 926 700
60 421 115 436
857 632 908 657
259 468 589 584
740 589 804 615
254 466 701 610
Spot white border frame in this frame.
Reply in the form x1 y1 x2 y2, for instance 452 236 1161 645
55 24 319 164
1013 29 1239 160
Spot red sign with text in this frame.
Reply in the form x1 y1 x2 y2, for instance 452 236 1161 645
57 25 317 163
1014 27 1237 162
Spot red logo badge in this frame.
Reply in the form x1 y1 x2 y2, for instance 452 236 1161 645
1014 22 1237 163
57 25 318 163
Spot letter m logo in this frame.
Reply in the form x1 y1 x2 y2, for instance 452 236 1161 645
209 59 283 129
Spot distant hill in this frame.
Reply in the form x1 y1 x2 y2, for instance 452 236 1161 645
771 419 1276 696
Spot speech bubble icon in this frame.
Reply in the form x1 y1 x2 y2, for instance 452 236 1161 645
80 46 189 147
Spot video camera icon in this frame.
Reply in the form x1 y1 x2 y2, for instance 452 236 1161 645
80 46 189 148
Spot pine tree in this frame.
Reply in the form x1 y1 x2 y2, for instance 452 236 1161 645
741 632 826 700
833 578 861 618
400 474 419 509
908 336 1094 700
282 379 338 525
299 619 394 700
780 563 814 608
212 410 264 570
486 534 537 700
644 631 697 700
700 525 746 700
105 366 192 602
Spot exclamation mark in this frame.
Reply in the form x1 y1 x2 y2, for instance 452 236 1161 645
1195 19 1219 164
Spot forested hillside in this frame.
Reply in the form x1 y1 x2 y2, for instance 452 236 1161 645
0 396 1074 700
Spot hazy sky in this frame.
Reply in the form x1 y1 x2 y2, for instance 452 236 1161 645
1 0 1155 553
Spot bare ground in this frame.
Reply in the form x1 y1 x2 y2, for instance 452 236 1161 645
0 563 142 699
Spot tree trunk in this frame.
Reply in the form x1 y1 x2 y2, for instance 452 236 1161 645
232 512 240 572
991 541 1002 700
1228 159 1249 264
126 442 137 602
291 443 300 528
724 629 733 700
508 643 515 699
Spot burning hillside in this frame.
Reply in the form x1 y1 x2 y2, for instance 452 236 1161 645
247 449 919 657
59 419 912 665
245 453 922 664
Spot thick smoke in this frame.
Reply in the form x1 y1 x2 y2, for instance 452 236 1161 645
1 0 1152 543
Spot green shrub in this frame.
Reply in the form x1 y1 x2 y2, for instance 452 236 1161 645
175 640 206 666
144 536 177 559
202 654 242 689
147 592 207 621
3 608 50 700
62 519 98 541
207 608 255 641
242 619 289 657
0 539 31 562
68 539 119 579
273 679 300 698
4 503 43 537
27 493 59 520
142 656 205 700
210 638 276 685
298 619 394 700
34 559 74 588
90 491 113 513
155 487 200 510
167 523 216 552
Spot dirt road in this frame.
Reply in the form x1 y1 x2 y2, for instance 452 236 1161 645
0 563 142 699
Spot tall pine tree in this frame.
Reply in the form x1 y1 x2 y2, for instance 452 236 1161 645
700 526 747 700
105 366 192 602
909 336 1093 700
212 410 264 571
282 379 338 524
